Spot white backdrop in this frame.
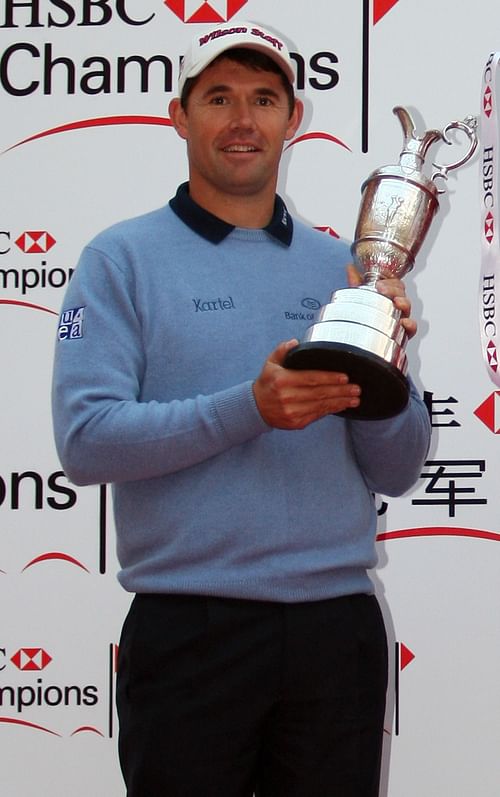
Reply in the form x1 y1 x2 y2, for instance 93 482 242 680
1 1 499 795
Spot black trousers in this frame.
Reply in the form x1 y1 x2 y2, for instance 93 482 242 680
116 592 388 797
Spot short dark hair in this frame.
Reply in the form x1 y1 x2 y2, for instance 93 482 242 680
180 47 296 117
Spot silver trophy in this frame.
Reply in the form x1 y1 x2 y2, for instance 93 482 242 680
284 106 478 419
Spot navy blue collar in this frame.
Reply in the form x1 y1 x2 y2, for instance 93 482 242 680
169 182 293 246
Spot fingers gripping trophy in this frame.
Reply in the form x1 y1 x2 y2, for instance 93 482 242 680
284 106 478 420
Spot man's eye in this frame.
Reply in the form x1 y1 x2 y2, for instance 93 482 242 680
256 97 272 106
210 96 227 105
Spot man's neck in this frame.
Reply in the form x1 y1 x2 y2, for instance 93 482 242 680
187 182 276 229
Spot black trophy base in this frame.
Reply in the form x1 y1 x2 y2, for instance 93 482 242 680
283 341 409 420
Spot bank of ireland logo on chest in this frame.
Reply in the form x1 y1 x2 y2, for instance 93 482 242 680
164 1 248 23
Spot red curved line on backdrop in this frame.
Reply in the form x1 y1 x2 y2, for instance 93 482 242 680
0 299 58 316
284 132 351 152
0 716 61 736
1 116 174 154
22 552 90 573
376 527 500 542
71 726 105 737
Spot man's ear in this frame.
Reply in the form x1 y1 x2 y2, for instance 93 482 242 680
285 98 304 141
168 98 188 140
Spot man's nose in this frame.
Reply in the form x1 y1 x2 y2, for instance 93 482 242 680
229 100 257 130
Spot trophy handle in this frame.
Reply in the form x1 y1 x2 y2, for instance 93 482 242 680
431 116 479 190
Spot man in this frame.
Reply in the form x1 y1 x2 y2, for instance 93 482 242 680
52 21 431 797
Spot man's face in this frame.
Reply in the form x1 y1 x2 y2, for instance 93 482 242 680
169 57 303 208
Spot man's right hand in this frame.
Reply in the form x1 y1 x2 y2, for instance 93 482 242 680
252 339 361 429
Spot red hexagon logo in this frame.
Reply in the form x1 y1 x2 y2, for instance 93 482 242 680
11 648 53 671
314 226 340 239
15 231 56 254
484 85 493 118
373 0 400 24
164 0 247 23
486 340 499 374
474 390 500 433
485 211 494 244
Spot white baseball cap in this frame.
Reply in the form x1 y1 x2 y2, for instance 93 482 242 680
178 21 295 95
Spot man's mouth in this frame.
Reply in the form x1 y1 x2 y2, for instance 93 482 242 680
222 145 259 152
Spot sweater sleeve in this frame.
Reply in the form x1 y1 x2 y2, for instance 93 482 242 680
51 244 270 486
347 376 431 497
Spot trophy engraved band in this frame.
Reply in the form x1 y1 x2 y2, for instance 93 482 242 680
284 106 478 420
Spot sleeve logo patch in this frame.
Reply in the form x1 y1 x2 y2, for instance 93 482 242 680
58 306 85 340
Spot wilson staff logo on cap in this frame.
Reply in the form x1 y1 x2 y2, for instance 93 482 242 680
178 21 295 93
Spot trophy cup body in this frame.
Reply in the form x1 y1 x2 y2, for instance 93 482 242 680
284 107 477 420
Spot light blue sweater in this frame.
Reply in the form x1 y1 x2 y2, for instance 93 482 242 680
51 191 430 601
